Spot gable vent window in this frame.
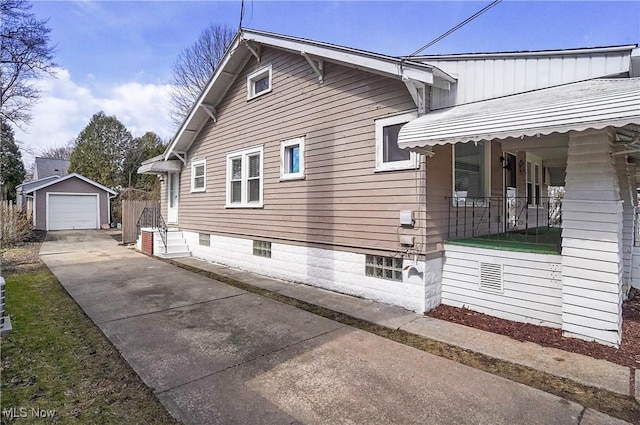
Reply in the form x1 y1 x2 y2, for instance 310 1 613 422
365 255 403 282
479 262 503 292
253 240 271 258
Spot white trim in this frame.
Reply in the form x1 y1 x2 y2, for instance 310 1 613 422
247 64 272 100
190 159 207 192
45 192 100 231
24 172 116 195
226 145 264 208
33 191 37 227
374 111 418 172
280 136 305 181
167 172 179 224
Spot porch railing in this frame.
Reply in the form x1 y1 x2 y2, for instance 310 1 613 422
446 196 562 250
136 207 167 253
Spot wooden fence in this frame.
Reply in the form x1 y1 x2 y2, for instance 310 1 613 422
122 199 160 244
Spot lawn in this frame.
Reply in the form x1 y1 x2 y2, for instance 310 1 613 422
0 242 178 424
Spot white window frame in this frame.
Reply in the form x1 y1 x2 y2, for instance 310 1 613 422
374 111 418 172
225 145 264 208
190 159 206 193
247 64 272 100
452 141 491 206
280 136 305 181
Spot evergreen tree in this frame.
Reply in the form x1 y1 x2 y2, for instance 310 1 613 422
0 120 26 201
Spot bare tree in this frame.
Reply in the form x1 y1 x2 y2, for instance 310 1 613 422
0 0 56 127
38 140 74 160
169 23 234 128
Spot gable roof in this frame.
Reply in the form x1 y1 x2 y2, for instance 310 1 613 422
397 78 640 151
34 157 70 180
23 173 117 195
16 175 61 193
164 28 456 160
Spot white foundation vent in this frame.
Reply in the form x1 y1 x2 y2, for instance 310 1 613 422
479 262 503 292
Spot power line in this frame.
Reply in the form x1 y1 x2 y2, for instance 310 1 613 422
239 0 245 30
407 0 502 57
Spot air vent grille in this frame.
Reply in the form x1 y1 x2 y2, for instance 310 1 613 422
479 262 503 292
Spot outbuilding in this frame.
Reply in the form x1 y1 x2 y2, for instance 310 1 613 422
23 173 116 231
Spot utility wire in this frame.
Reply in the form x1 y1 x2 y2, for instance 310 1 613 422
407 0 502 57
239 0 245 30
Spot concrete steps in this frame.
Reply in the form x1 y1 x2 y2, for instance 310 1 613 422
155 230 191 258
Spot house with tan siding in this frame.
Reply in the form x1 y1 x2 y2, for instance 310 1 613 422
139 28 640 347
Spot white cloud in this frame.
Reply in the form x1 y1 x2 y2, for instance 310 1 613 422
14 67 174 165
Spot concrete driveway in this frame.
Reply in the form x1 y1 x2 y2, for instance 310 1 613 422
39 230 617 425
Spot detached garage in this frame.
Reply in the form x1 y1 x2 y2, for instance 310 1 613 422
24 173 116 231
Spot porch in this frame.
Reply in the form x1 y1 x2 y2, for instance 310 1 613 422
398 78 640 346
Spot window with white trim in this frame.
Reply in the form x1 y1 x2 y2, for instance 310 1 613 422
374 112 417 171
226 146 264 208
280 136 305 180
191 159 206 192
247 64 272 100
453 141 489 203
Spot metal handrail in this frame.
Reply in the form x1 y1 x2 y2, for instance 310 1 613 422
136 207 168 253
445 196 562 250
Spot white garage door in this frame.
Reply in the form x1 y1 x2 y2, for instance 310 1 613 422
48 194 99 230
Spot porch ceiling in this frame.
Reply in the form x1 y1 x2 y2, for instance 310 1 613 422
397 78 640 152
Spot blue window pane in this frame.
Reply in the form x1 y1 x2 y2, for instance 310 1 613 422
290 146 299 173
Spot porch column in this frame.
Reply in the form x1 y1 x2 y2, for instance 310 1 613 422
614 155 634 292
561 128 623 347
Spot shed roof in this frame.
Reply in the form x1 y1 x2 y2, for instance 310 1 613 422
24 173 117 195
17 175 61 193
397 78 640 152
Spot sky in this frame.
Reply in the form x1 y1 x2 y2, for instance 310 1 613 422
13 0 640 165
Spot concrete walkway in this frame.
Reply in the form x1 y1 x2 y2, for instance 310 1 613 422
176 256 638 401
40 230 632 425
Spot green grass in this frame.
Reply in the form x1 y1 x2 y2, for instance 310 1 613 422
447 227 561 254
0 259 178 424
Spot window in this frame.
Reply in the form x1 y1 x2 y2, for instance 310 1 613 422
374 112 417 171
253 240 271 258
226 146 264 208
365 255 403 282
191 159 206 192
453 141 489 203
247 64 272 100
280 137 305 180
199 233 210 246
526 154 543 205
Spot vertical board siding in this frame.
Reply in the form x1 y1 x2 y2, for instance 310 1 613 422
178 47 424 254
121 199 161 243
441 244 563 326
428 51 632 108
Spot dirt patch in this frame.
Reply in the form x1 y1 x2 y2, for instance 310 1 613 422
0 230 46 275
427 289 640 369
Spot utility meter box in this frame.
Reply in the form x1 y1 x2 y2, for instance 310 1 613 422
400 210 414 227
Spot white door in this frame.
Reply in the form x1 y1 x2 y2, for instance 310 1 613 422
48 194 99 230
167 172 179 223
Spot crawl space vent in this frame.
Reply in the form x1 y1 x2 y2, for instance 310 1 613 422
479 262 503 292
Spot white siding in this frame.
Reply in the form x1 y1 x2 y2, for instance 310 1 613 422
561 130 624 347
427 50 632 108
441 244 563 327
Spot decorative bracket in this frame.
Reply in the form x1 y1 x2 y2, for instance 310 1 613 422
174 152 187 166
200 103 217 123
403 78 427 115
301 52 324 83
244 40 261 63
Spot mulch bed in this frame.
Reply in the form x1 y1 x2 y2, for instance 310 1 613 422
427 289 640 369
